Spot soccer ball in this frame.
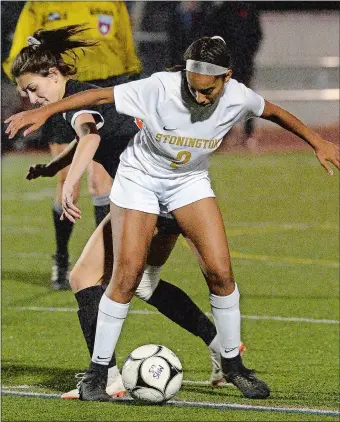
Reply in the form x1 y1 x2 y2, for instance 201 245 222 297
121 344 183 404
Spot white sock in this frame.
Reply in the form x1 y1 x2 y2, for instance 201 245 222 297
210 284 241 359
208 333 220 355
92 294 130 366
135 265 162 301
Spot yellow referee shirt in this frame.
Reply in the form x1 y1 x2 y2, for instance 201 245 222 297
3 1 142 81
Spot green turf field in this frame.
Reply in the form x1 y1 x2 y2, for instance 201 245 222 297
2 152 339 421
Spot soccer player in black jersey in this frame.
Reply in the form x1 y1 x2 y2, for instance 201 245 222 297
8 25 247 399
3 3 143 290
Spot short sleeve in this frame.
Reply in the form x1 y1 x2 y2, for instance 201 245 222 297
114 74 164 120
243 85 265 119
63 109 104 130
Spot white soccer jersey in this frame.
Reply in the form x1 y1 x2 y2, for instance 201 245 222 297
114 71 264 178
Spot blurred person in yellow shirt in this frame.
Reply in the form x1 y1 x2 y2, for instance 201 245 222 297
3 1 142 290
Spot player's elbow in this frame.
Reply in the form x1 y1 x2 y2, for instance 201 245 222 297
261 100 282 121
96 87 114 105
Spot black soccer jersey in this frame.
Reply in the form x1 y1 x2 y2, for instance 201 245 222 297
48 79 139 178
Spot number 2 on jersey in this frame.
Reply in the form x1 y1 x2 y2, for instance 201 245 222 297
170 150 192 168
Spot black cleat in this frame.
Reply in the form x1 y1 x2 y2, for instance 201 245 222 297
51 254 70 290
79 362 114 402
222 354 270 399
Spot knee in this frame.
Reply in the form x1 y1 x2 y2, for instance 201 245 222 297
69 264 99 293
205 264 235 295
69 267 81 292
88 175 111 197
88 178 101 196
113 258 146 297
135 265 162 302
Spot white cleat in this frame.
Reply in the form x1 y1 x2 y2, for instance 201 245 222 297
61 366 126 399
209 343 247 387
106 369 126 398
210 350 226 387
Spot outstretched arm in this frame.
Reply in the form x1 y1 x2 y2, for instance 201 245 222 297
26 139 78 180
5 87 114 139
261 100 339 175
61 114 101 223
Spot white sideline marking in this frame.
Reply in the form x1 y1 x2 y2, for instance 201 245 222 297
2 188 56 201
1 390 339 417
2 217 337 230
2 385 30 389
182 380 213 386
1 381 220 388
6 250 339 268
7 306 339 324
2 227 43 234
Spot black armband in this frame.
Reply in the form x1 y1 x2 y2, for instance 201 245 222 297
78 122 99 137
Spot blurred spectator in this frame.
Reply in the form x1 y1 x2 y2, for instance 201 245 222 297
1 2 25 62
168 1 205 65
203 2 263 150
2 1 142 290
168 1 263 150
1 1 25 154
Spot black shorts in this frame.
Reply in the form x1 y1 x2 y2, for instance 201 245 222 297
45 73 141 145
156 216 182 235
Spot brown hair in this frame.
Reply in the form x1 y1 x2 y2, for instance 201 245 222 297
11 24 98 79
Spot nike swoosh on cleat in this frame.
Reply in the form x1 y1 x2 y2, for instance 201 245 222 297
163 126 177 131
96 356 110 360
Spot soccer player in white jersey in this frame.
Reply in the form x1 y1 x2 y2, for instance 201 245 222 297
8 27 249 399
6 36 339 402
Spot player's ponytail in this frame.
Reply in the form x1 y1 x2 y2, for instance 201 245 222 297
11 24 98 79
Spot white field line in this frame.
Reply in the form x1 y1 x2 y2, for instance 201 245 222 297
2 217 337 230
1 381 220 388
5 250 339 268
1 389 339 417
7 306 339 325
2 188 56 201
2 227 44 234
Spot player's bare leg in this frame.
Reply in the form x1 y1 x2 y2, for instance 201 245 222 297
79 204 158 401
87 160 112 226
185 236 246 386
173 198 270 399
50 143 81 290
62 214 124 399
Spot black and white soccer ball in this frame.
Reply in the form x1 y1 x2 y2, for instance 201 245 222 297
121 344 183 404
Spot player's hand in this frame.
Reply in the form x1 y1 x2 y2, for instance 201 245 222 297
61 182 82 223
4 108 49 139
26 164 56 180
314 139 340 175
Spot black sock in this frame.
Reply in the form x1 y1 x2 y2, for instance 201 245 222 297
53 201 74 257
75 285 116 368
221 353 243 373
147 279 217 346
94 204 110 227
